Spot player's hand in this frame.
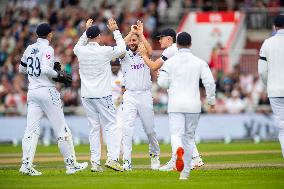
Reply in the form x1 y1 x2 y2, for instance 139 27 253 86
208 105 216 113
137 20 143 35
130 25 138 34
138 43 147 56
86 19 93 29
53 70 72 86
107 18 118 32
53 62 61 71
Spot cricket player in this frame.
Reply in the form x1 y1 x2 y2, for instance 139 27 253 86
157 32 215 180
110 60 125 156
120 21 160 171
73 18 126 172
19 23 88 176
140 28 204 171
258 14 284 158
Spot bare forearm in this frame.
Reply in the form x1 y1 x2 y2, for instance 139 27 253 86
140 34 152 55
141 54 159 71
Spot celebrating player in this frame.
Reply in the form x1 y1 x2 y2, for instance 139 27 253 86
258 14 284 158
139 28 204 171
119 21 160 171
73 18 126 172
157 32 216 180
18 23 88 176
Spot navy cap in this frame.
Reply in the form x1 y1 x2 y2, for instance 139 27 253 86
86 25 101 39
274 14 284 27
157 28 176 39
36 23 52 37
177 32 191 46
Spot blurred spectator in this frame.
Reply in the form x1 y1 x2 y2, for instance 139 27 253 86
225 90 245 114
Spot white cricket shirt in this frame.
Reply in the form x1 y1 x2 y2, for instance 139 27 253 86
74 30 126 98
121 49 152 91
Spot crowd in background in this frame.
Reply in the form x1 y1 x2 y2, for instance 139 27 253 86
0 0 276 116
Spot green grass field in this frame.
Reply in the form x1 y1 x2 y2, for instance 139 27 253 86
0 142 283 189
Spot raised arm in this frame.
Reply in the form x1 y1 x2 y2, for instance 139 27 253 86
137 20 152 55
107 18 126 59
73 19 93 55
138 44 164 71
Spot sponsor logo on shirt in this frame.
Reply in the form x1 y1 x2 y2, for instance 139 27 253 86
131 63 144 70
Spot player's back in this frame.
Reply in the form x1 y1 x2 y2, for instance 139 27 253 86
21 38 55 90
76 43 114 98
163 49 211 113
263 31 284 97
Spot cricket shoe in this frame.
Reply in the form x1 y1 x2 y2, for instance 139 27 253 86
190 156 204 170
66 162 88 174
19 164 42 176
105 159 124 172
176 147 184 172
91 162 104 172
150 155 160 170
159 158 175 171
122 160 132 171
179 172 189 180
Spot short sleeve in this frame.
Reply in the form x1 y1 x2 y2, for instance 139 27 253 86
160 46 175 62
259 40 267 60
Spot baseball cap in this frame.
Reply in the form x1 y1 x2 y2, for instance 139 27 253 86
157 28 176 39
274 14 284 27
86 25 101 39
177 32 191 46
36 23 52 37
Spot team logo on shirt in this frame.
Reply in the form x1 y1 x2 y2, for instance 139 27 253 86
46 54 51 60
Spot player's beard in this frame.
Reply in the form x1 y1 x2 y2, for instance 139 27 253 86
129 44 138 52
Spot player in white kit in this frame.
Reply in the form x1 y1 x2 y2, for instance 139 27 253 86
140 28 204 171
110 60 125 157
120 21 160 171
18 23 88 176
157 32 216 180
258 14 284 158
73 19 126 172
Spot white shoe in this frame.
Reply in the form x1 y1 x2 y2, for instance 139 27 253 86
190 156 204 170
159 158 175 171
19 164 42 176
122 160 132 171
150 155 160 170
66 162 88 174
179 172 189 180
91 162 104 172
105 159 124 172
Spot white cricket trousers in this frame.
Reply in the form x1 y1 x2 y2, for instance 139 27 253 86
22 87 76 166
269 97 284 158
122 90 160 162
81 96 120 164
169 112 200 176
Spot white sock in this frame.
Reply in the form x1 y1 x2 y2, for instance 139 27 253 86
22 131 39 167
58 136 76 166
192 142 200 158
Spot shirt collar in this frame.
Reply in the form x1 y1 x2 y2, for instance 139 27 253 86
276 29 284 35
37 38 49 45
178 48 191 53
